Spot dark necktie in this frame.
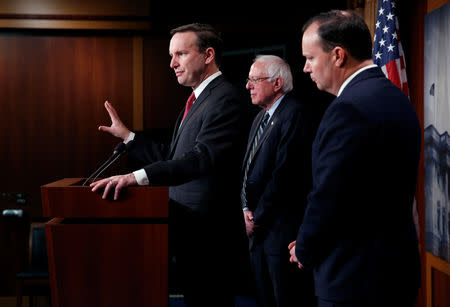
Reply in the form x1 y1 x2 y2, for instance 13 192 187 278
182 92 196 121
241 112 270 208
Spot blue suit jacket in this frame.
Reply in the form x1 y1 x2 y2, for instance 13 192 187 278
295 67 421 302
244 94 314 254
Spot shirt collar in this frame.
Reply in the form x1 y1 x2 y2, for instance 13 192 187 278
337 64 378 97
266 93 285 118
193 71 222 99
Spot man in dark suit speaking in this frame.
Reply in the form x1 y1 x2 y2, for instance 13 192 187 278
241 55 316 307
288 10 421 307
91 23 250 307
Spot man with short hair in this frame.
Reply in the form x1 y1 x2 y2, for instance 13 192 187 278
289 10 421 307
91 23 251 307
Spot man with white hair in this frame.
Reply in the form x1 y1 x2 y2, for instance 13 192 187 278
242 55 316 307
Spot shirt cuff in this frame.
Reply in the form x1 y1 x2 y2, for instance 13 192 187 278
125 131 135 144
133 169 149 185
243 207 250 211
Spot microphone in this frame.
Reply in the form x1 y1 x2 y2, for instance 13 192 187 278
82 142 129 186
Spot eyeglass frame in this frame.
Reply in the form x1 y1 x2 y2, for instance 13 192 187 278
246 76 276 85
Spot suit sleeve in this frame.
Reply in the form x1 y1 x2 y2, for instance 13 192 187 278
295 102 370 269
126 131 171 170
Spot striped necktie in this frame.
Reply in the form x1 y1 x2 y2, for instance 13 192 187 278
241 112 270 208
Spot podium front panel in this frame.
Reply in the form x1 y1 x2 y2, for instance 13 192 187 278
46 218 168 307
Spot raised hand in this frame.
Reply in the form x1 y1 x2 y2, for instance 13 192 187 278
98 101 131 140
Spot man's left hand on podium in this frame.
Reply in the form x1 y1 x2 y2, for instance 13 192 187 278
90 173 137 200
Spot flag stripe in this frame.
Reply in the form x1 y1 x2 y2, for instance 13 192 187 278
386 60 401 89
372 0 410 98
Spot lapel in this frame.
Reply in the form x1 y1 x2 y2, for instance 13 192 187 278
242 97 287 169
169 75 224 157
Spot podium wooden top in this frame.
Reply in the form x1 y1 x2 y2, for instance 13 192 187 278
41 178 168 218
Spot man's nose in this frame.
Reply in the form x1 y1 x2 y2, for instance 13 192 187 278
170 57 177 68
303 63 310 73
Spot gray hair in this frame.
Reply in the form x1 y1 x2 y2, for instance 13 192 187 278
254 55 293 93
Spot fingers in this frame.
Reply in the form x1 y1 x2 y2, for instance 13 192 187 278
289 252 298 264
114 180 126 201
243 210 254 222
90 178 109 192
245 224 253 237
288 244 304 269
288 240 296 250
289 255 296 263
98 125 111 133
102 181 114 199
91 174 136 200
104 101 119 120
288 242 297 263
89 177 118 199
100 101 130 140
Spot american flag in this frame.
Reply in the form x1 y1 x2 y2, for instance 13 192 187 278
372 0 409 96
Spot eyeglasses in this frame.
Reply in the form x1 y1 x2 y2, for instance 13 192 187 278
246 76 274 84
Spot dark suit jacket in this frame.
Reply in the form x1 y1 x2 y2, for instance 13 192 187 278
128 75 249 215
127 75 251 260
295 67 421 302
244 93 313 254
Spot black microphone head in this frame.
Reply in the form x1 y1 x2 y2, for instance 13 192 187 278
113 142 127 154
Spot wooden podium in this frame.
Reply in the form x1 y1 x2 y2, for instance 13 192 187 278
41 178 169 307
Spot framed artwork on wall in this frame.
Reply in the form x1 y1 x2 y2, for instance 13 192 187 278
424 1 450 262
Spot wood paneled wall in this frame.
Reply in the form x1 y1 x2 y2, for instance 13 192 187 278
0 35 134 216
0 0 150 30
0 0 150 16
0 33 136 296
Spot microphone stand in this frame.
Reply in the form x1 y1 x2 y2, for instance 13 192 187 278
82 154 118 186
90 151 125 184
82 142 127 186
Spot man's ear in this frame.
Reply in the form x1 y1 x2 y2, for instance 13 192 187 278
333 46 347 67
204 47 215 64
273 77 284 92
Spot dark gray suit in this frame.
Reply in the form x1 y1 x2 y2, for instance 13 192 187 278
243 94 316 307
128 74 252 307
295 67 421 306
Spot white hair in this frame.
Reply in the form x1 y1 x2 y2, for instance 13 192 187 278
254 54 293 93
